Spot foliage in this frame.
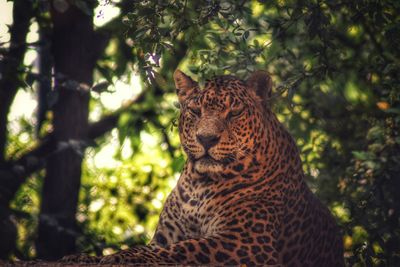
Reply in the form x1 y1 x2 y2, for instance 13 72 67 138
2 0 399 265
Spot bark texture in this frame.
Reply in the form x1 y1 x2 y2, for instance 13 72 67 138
35 2 95 260
0 0 34 259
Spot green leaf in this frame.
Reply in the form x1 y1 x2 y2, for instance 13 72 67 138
91 81 110 93
352 151 369 161
243 30 250 40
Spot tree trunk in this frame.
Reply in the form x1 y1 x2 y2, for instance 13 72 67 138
36 2 96 260
0 0 34 259
0 1 33 163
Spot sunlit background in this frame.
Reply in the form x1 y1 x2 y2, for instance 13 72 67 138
2 1 141 167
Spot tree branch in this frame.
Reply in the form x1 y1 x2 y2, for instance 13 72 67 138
0 91 145 204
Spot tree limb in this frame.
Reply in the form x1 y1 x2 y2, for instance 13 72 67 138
0 91 145 204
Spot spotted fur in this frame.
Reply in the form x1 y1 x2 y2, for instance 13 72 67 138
62 70 344 266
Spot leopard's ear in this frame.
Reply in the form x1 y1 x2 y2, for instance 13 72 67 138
246 71 273 103
173 69 198 103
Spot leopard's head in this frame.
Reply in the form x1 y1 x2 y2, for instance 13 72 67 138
174 70 273 180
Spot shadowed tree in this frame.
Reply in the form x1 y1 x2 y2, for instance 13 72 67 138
35 2 96 259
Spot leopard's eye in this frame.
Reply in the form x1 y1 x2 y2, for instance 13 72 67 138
189 107 201 117
228 107 244 118
187 101 201 117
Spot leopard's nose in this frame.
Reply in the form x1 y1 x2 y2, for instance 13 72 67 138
196 134 220 150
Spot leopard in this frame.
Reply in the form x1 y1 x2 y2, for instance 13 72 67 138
62 69 344 266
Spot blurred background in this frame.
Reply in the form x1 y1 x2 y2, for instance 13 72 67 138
0 0 399 266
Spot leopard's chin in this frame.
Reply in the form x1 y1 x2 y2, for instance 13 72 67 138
194 156 224 174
